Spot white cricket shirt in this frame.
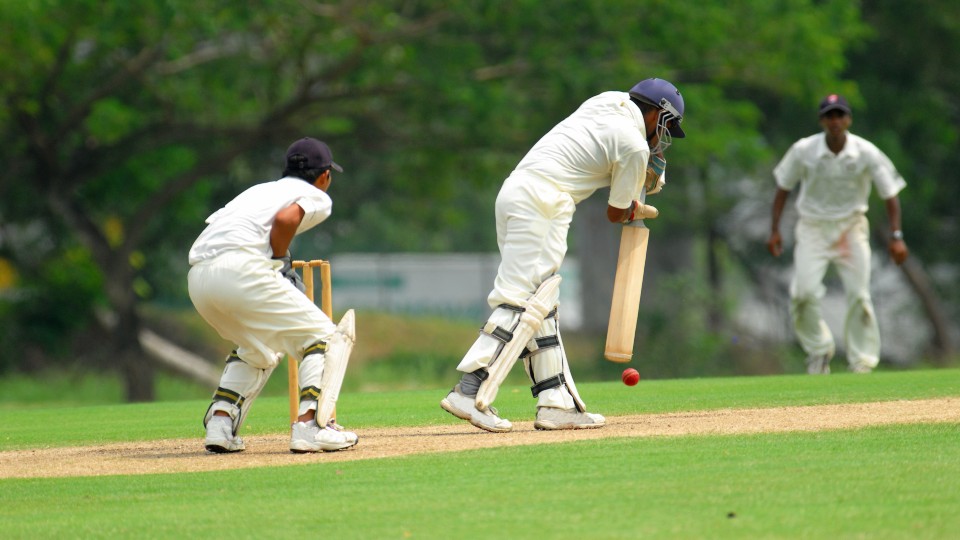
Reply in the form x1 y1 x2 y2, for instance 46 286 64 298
774 132 906 220
510 91 651 208
188 177 332 264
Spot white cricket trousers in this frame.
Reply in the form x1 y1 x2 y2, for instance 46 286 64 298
790 214 880 370
188 249 336 392
457 175 579 409
489 175 576 307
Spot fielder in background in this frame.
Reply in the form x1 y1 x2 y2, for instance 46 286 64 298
188 137 359 453
767 95 909 375
441 78 686 432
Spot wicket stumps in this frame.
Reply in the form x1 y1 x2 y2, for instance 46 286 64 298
289 260 333 424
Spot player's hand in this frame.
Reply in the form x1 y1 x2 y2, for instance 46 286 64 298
645 154 666 193
624 200 659 222
273 254 307 294
767 231 783 257
889 239 909 265
646 172 666 196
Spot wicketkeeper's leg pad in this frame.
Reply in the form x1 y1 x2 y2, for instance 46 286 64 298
307 310 355 427
296 339 328 416
475 274 562 411
203 350 274 435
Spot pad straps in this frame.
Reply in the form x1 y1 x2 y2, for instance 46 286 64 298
520 335 560 359
211 386 245 408
530 373 565 397
304 340 328 356
481 322 514 343
299 385 321 402
481 305 558 347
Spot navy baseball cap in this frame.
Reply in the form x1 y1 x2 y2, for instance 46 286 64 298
285 137 343 172
818 94 851 116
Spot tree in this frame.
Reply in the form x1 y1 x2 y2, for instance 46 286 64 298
844 0 960 359
5 0 950 397
1 0 478 399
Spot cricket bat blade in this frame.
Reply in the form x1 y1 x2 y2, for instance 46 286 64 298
604 221 649 362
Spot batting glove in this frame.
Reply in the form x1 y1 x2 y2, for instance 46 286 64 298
623 200 659 222
645 154 666 195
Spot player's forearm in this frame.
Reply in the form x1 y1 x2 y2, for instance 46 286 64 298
770 188 789 232
884 197 902 234
269 226 296 257
270 204 305 257
607 204 631 223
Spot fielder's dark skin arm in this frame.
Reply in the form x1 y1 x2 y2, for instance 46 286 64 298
884 196 909 265
271 203 305 257
766 188 790 257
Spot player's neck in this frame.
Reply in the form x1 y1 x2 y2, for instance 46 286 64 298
825 132 846 154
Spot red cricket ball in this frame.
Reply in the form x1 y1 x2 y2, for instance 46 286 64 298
621 368 640 386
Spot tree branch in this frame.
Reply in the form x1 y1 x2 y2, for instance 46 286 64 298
61 45 166 135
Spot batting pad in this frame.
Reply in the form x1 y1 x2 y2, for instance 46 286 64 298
523 314 586 412
315 309 355 427
476 275 561 411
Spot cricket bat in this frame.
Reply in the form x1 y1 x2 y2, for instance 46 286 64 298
604 217 650 362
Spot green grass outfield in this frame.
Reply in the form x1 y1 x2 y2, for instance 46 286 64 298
1 369 958 539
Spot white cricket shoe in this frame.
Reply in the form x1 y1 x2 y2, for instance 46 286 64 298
849 363 873 374
290 420 359 453
204 415 245 453
441 384 513 433
534 407 605 430
806 353 831 375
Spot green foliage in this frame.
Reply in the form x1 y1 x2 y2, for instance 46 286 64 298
0 247 104 365
846 1 960 272
1 0 957 387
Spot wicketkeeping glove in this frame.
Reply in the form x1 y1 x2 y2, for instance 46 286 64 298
273 254 307 294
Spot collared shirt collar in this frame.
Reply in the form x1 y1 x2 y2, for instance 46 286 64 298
816 131 860 159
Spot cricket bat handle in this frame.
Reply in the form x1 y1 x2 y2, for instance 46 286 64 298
604 219 649 362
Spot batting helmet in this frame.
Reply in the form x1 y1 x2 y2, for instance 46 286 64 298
629 78 686 139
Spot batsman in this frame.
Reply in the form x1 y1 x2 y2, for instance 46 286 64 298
441 78 687 432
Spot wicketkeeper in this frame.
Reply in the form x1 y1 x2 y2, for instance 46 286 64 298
441 78 686 431
767 94 909 374
188 137 358 453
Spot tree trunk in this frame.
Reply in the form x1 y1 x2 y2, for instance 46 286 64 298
102 262 156 402
706 223 723 332
872 226 954 363
899 257 955 363
111 300 155 402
